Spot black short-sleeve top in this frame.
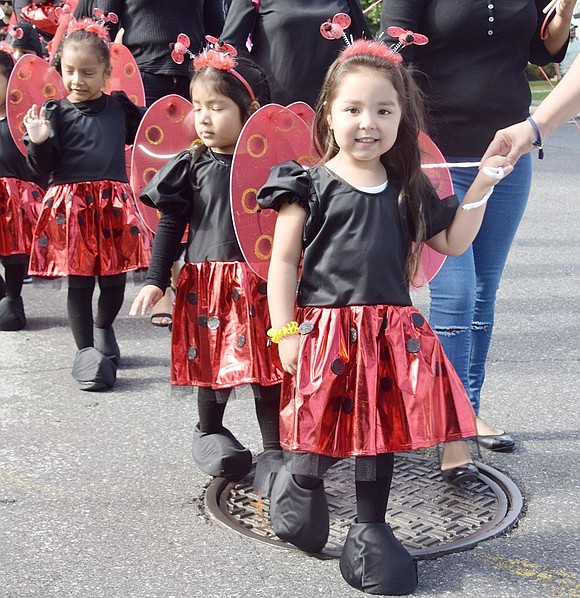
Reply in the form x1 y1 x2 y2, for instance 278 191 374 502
25 92 144 185
257 161 458 307
140 149 245 263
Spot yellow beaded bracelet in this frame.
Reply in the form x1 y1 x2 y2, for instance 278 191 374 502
267 321 299 344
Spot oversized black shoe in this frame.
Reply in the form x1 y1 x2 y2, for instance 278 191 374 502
94 325 121 366
71 347 117 391
340 522 418 595
192 424 252 480
269 463 329 553
0 296 26 331
252 449 285 498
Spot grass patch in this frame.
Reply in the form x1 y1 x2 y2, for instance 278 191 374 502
529 79 556 101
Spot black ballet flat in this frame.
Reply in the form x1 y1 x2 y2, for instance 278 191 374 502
475 433 516 453
440 463 479 486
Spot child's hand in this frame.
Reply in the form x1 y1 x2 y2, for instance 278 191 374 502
23 104 51 144
478 155 514 184
129 285 165 316
277 335 300 376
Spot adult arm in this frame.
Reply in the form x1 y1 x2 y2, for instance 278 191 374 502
542 0 576 56
220 0 257 51
203 0 225 39
483 53 580 164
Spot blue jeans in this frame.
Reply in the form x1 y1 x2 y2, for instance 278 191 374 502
428 154 532 414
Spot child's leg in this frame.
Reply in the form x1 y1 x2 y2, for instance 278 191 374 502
192 387 252 480
95 273 126 329
252 384 283 497
340 454 417 595
198 386 229 433
3 258 27 298
355 453 394 523
68 275 116 391
93 274 126 363
0 256 27 331
253 384 281 451
67 275 96 349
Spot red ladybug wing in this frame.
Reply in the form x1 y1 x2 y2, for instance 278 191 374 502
230 104 320 280
286 101 315 129
411 131 454 290
105 43 145 107
7 54 66 155
130 94 196 234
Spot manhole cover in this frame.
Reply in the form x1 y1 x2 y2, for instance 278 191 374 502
205 452 524 559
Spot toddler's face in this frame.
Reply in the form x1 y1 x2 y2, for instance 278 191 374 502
190 80 244 154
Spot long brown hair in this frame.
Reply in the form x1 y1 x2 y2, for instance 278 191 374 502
313 47 434 283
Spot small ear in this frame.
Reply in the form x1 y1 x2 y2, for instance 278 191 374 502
104 64 113 81
327 112 333 131
247 100 260 117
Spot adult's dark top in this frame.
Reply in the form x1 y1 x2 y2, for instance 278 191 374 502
257 161 458 307
380 0 567 156
77 0 224 77
24 92 144 186
221 0 370 107
140 149 245 290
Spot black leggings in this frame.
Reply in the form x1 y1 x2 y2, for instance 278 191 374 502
197 384 281 451
67 274 126 350
0 255 27 299
294 453 395 523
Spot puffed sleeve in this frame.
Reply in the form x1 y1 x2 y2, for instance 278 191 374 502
111 90 146 145
24 100 62 176
140 150 196 218
256 160 311 212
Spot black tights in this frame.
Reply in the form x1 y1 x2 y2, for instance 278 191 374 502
294 453 395 523
0 257 27 299
67 274 126 350
197 384 281 451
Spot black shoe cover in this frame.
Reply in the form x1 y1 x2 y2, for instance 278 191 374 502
72 347 117 391
192 424 252 480
339 522 418 595
253 449 285 498
269 463 329 553
94 326 121 365
0 296 26 331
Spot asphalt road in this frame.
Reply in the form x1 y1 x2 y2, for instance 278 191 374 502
1 122 579 598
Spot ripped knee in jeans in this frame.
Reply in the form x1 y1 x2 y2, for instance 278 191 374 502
433 325 468 337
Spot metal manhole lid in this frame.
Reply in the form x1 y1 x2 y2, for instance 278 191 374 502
205 452 524 559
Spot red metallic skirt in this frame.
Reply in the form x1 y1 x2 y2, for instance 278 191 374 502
0 177 44 257
171 261 283 389
29 180 152 277
280 304 477 457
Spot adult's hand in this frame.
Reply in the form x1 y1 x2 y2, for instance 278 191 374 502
481 120 537 166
